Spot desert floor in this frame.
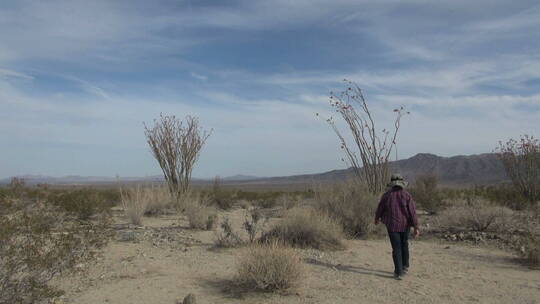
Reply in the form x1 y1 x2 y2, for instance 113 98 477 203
55 208 540 304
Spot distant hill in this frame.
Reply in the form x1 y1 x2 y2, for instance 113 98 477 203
221 153 508 186
0 153 508 187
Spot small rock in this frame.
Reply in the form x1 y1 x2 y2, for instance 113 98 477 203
116 231 137 242
183 293 197 304
75 263 85 269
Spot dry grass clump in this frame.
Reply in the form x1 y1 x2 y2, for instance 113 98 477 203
260 208 345 250
185 200 217 230
120 186 150 225
119 185 175 225
437 198 513 232
236 241 303 292
314 179 382 238
276 194 300 211
144 185 174 215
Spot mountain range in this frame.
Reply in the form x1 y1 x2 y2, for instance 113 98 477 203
1 153 508 187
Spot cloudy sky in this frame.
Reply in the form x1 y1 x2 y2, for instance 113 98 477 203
1 0 539 179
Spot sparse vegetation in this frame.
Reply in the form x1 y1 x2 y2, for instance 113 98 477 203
236 241 303 292
518 233 540 268
437 198 513 232
314 180 382 238
120 185 150 225
144 185 174 215
260 208 345 250
50 188 114 220
214 217 243 248
243 208 268 243
0 196 111 304
119 185 174 225
409 173 445 214
185 201 217 230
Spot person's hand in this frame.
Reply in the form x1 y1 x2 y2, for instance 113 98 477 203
413 227 420 238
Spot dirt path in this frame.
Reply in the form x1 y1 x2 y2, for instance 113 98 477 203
56 211 540 304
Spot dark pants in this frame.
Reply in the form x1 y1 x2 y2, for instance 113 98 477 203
387 229 410 275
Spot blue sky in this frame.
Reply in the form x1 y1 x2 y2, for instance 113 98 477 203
1 0 539 178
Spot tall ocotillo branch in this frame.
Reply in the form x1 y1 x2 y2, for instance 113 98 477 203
320 80 408 194
144 114 211 199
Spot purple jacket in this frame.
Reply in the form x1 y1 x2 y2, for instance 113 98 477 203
375 187 419 232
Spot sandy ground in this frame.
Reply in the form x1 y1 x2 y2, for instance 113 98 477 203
55 209 540 304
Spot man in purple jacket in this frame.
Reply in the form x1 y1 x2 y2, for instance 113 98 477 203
375 173 420 280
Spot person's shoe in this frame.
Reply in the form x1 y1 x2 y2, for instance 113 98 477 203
403 267 409 275
394 273 403 280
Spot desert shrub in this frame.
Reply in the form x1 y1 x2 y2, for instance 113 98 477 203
467 185 530 210
236 241 303 292
235 190 283 203
144 185 174 215
437 198 513 232
212 196 235 210
276 194 299 211
0 200 110 304
238 199 251 209
256 197 278 209
51 188 113 220
214 217 243 248
119 185 175 224
518 233 540 268
409 173 445 214
208 176 235 210
260 208 344 250
185 203 217 230
8 177 26 197
120 186 150 225
496 135 540 204
314 180 382 238
243 209 268 243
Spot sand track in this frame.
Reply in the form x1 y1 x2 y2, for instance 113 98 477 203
56 211 540 304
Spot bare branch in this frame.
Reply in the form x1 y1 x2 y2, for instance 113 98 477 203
144 114 211 200
323 80 408 194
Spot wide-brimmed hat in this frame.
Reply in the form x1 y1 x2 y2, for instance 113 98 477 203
387 173 408 188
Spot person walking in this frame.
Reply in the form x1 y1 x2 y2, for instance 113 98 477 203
375 173 420 280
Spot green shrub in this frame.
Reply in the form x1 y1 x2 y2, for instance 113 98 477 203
50 189 114 220
236 241 303 292
409 173 445 214
260 208 345 250
467 185 530 210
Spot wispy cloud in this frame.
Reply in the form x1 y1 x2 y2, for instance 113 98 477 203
190 72 208 81
0 0 538 178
